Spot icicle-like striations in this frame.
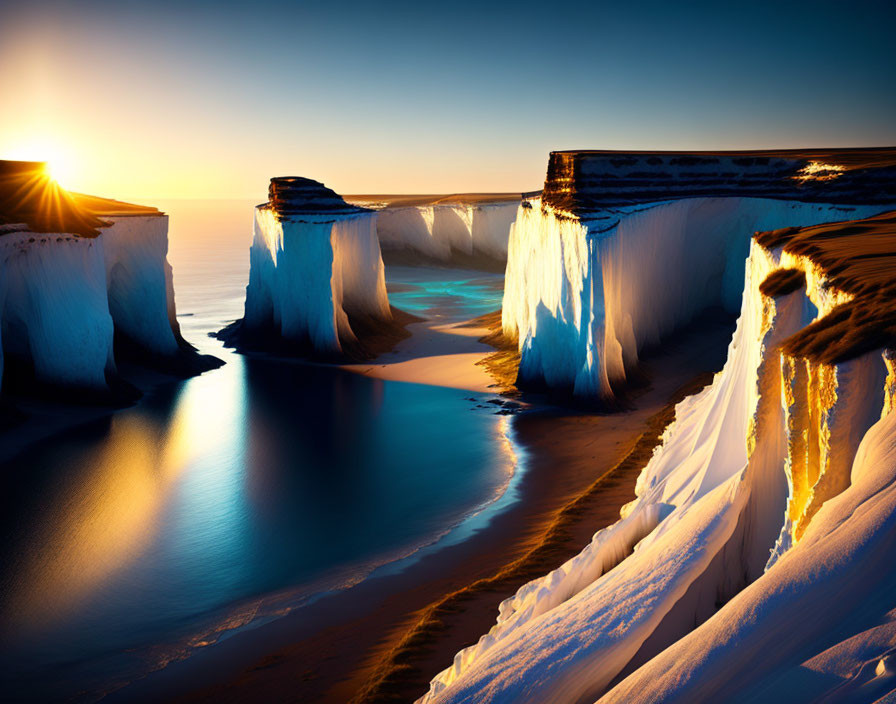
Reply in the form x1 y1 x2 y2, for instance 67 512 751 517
370 200 519 263
242 177 391 357
0 161 217 397
101 214 183 357
0 231 114 390
503 196 890 399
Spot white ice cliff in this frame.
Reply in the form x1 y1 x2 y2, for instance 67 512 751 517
0 161 213 396
502 149 896 399
420 202 896 703
352 196 520 264
237 177 392 358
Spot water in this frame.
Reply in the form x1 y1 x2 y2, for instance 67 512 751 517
0 200 516 701
385 264 505 321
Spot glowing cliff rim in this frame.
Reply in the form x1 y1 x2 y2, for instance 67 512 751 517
41 155 79 188
793 160 845 183
4 139 76 187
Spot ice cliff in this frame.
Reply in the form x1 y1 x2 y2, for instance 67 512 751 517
0 161 216 397
350 195 520 266
502 149 896 399
421 208 896 704
231 177 393 359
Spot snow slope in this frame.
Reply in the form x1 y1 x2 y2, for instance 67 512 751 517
421 209 896 704
241 177 391 356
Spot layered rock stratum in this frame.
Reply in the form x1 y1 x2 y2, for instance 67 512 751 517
223 177 404 360
423 182 896 704
502 148 896 399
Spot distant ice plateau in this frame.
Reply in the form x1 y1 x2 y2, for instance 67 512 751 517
351 194 521 266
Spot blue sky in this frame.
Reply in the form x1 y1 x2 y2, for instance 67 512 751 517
1 0 894 198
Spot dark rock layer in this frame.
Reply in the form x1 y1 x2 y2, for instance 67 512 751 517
0 160 162 238
759 268 806 298
264 176 371 217
755 209 896 364
542 148 896 214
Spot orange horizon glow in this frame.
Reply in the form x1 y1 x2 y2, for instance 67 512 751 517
3 4 893 203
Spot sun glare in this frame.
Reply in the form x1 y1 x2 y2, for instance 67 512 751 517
4 138 77 189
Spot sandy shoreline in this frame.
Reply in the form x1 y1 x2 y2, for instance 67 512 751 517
343 318 499 393
110 312 735 704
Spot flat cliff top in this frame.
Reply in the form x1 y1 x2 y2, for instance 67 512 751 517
542 147 896 213
262 176 372 217
69 192 162 217
756 209 896 364
345 193 524 208
0 160 162 238
550 148 896 169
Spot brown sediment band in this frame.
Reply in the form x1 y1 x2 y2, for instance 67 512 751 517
0 160 162 238
541 147 896 214
345 193 525 208
755 210 896 364
264 176 372 216
759 268 806 298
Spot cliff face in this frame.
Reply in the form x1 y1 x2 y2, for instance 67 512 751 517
503 148 896 399
422 209 896 704
349 194 521 266
0 161 216 397
235 177 393 359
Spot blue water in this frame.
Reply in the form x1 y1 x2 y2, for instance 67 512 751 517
0 200 515 701
385 265 505 321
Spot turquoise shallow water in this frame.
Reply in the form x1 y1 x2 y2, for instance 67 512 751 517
385 264 505 321
0 200 516 702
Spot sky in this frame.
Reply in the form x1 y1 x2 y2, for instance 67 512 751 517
1 0 894 201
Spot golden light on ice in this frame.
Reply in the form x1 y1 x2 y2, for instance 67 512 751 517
793 161 845 183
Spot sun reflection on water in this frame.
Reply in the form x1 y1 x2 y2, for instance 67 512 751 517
3 415 174 634
0 200 519 700
2 360 250 647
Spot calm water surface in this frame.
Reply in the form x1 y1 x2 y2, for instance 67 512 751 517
0 199 515 701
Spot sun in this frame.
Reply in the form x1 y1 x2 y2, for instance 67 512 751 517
4 137 78 189
40 148 77 189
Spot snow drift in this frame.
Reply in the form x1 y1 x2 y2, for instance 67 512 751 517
0 162 215 396
503 149 896 399
421 207 896 704
237 177 392 358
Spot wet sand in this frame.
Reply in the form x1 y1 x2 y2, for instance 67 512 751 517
343 318 498 393
112 312 735 704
